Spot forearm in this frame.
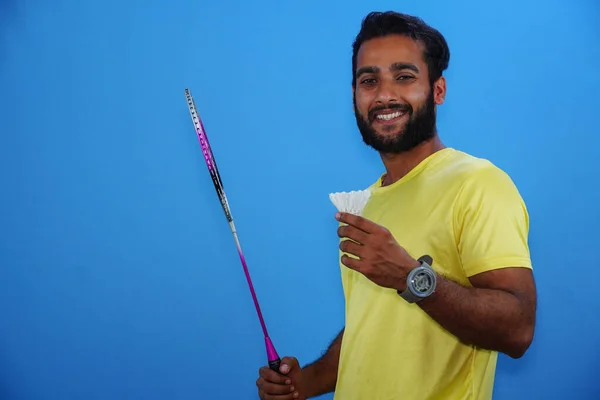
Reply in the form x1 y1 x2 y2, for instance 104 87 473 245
418 274 535 358
302 328 344 398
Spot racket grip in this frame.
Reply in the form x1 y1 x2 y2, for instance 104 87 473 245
265 336 281 372
269 358 281 372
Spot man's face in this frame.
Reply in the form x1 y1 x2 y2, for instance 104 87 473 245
353 34 445 154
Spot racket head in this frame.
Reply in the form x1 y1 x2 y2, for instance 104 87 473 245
184 88 233 222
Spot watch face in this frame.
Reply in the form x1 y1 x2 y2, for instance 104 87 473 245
412 270 433 295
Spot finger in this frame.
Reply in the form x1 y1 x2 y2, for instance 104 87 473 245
259 366 291 385
256 371 292 388
335 212 377 233
339 238 364 258
337 224 369 244
341 254 364 272
257 377 296 400
259 380 296 396
258 388 296 400
263 393 297 400
279 356 300 374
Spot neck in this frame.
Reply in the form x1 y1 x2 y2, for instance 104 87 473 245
379 135 446 187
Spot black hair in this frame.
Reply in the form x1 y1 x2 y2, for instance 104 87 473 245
352 11 450 85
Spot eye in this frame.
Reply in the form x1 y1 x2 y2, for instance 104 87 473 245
360 77 377 86
397 75 415 81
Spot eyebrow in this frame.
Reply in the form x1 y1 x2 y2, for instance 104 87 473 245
356 62 420 78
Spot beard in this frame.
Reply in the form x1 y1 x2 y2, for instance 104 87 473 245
353 89 437 154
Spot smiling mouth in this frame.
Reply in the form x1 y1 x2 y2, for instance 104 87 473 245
372 110 407 124
377 110 404 120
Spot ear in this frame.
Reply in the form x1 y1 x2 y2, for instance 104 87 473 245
433 76 446 105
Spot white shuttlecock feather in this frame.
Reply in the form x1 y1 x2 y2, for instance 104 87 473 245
329 190 371 216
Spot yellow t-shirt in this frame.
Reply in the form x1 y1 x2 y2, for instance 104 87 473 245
334 148 532 400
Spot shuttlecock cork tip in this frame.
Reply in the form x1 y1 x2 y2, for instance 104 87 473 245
329 189 371 216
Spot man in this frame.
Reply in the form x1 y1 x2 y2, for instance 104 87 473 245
256 11 536 400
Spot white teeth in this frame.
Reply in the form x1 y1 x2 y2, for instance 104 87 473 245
376 111 403 120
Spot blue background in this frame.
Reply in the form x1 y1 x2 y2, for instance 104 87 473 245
1 0 599 398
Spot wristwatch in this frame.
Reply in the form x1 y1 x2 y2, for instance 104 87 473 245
398 255 437 303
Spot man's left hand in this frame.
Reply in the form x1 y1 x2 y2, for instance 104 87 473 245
335 212 421 292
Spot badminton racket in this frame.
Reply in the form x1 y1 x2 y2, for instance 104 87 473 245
184 88 281 372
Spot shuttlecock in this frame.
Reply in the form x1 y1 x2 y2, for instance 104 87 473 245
329 189 371 216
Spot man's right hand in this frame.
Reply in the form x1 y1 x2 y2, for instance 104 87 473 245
256 356 306 400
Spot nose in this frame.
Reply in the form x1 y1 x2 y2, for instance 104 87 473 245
374 78 398 105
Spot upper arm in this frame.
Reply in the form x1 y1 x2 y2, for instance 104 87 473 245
469 267 536 307
469 267 537 331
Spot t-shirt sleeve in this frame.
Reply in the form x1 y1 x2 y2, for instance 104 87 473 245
453 163 532 277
